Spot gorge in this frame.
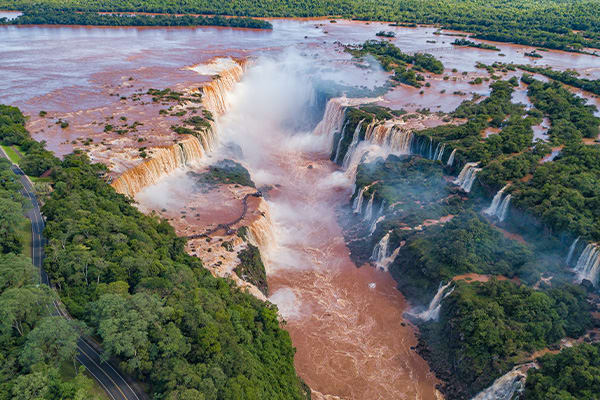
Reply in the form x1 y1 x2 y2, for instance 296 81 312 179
2 13 600 400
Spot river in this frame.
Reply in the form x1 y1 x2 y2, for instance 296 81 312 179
1 17 599 400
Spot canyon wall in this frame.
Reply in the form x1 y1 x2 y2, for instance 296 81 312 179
111 60 245 197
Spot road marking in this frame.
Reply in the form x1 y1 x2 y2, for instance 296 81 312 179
78 339 141 400
78 345 129 400
77 353 118 400
2 153 142 400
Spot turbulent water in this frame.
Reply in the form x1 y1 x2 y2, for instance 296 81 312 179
212 52 440 399
111 60 243 196
4 16 600 400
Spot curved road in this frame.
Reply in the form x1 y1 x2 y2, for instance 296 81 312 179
0 147 146 400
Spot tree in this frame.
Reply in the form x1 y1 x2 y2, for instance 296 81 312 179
20 316 87 370
0 286 54 337
0 197 24 255
0 253 36 293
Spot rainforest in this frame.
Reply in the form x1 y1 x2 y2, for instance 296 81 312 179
0 2 599 400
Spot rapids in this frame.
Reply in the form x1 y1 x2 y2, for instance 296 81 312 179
211 52 441 399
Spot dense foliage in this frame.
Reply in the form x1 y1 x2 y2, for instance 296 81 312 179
2 0 600 51
391 211 532 303
346 40 443 88
0 153 100 399
0 105 58 177
1 8 273 28
512 143 600 242
0 103 306 399
416 80 540 170
234 245 268 296
524 342 600 399
420 279 593 399
42 152 307 399
522 75 600 144
188 159 256 188
519 65 600 96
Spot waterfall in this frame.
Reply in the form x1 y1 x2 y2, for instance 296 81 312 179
363 192 375 221
371 232 390 261
369 215 385 236
434 143 446 161
370 231 400 271
471 364 536 400
244 198 276 273
111 135 209 197
112 59 244 197
484 185 509 216
447 149 456 166
566 237 580 266
453 162 481 193
353 186 366 214
497 194 511 222
341 119 365 169
573 243 600 285
484 185 511 221
412 281 454 321
333 121 349 163
313 97 348 137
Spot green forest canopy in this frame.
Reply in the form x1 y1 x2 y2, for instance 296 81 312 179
1 0 600 51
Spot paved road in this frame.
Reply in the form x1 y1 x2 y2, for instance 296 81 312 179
0 148 146 400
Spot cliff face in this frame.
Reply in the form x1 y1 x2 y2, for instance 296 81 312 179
111 59 245 197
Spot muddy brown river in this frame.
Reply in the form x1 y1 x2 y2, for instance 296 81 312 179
2 17 599 400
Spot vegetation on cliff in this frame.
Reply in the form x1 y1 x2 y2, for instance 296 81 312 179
420 279 593 399
234 244 268 295
523 342 600 399
0 104 307 400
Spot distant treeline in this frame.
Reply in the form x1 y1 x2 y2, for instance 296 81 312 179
1 0 600 52
1 9 273 29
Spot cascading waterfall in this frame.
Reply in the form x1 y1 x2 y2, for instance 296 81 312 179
484 185 509 216
497 195 511 222
453 162 481 193
244 198 276 272
471 364 537 400
364 123 414 154
363 192 375 221
201 60 245 115
371 232 390 262
433 143 446 161
412 281 454 321
369 215 385 236
112 59 245 197
353 186 367 214
566 237 580 265
447 148 456 166
313 96 348 137
111 135 209 197
573 243 600 285
484 185 511 222
342 119 366 169
370 231 400 271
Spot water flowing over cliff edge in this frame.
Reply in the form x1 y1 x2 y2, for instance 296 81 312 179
111 58 245 197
